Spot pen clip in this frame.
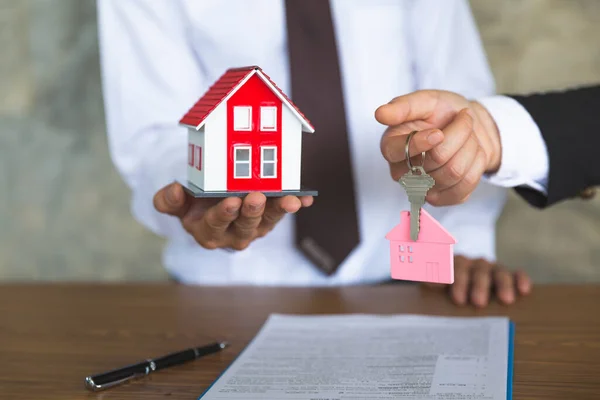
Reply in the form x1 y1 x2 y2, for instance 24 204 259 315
85 372 146 392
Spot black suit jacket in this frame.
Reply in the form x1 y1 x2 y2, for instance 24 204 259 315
507 84 600 208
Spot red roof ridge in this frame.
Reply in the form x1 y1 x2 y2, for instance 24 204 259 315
227 65 260 72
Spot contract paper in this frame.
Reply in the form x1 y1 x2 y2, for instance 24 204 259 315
200 314 511 400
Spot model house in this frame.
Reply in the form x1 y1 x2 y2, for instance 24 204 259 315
385 209 457 284
178 66 316 197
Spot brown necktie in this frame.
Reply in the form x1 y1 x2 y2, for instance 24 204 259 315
285 0 360 275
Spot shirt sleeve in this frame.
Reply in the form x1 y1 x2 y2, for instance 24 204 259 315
96 0 203 240
476 95 550 194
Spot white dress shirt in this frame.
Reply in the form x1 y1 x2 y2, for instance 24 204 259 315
97 0 508 286
478 96 550 194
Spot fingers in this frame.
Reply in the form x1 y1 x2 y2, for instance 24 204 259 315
385 131 445 181
450 256 473 306
425 108 473 169
449 256 533 307
470 259 494 308
258 196 301 237
192 197 242 249
376 91 495 207
181 197 221 222
428 134 479 191
278 195 304 213
299 196 314 207
153 182 190 219
515 269 533 295
374 90 441 126
258 199 287 237
492 266 533 305
381 127 444 165
162 189 312 251
230 192 267 249
427 148 487 206
494 267 516 305
384 108 475 186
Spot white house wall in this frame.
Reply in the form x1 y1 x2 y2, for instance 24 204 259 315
281 105 302 190
188 127 205 189
203 101 227 191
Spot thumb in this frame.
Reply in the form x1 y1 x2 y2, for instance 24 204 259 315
375 90 441 126
153 182 190 219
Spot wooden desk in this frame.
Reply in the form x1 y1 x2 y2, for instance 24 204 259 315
0 284 599 399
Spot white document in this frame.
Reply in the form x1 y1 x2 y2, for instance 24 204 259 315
200 314 511 400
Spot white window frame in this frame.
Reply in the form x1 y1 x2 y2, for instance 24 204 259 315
260 146 277 178
260 106 277 131
233 106 252 131
233 146 252 179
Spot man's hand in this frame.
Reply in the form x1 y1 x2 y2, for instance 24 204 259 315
375 90 502 206
424 256 532 307
153 182 313 250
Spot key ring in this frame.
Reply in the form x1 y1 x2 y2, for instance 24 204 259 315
405 130 426 172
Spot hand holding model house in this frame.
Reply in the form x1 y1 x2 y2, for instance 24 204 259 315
154 66 316 251
153 182 313 251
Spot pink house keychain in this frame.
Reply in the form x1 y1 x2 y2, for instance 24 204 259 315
385 131 456 284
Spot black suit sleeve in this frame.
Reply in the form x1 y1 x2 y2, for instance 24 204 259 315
506 84 600 208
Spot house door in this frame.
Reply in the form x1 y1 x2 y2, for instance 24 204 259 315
426 262 440 282
227 74 282 191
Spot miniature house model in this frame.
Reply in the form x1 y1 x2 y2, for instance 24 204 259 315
178 66 316 197
385 209 457 284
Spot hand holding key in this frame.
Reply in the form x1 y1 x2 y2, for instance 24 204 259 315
376 90 502 206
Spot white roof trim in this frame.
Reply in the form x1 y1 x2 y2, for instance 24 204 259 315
254 70 315 133
180 68 314 133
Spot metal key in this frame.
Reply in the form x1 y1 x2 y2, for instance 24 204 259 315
399 130 436 240
400 166 435 241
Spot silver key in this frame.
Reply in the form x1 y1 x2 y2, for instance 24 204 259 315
399 166 435 241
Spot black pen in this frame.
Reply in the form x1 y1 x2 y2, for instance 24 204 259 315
84 341 229 391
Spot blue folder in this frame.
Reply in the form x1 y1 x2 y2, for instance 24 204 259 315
507 321 516 399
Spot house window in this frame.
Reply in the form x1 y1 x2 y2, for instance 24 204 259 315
188 144 194 166
400 255 405 262
261 146 277 178
234 146 251 178
260 106 277 131
409 256 413 263
233 106 252 131
408 246 413 253
399 245 404 252
195 146 202 171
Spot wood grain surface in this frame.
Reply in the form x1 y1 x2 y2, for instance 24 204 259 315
0 283 599 399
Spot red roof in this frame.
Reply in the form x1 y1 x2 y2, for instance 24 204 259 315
179 66 314 132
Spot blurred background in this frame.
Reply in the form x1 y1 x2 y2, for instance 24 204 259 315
1 0 599 282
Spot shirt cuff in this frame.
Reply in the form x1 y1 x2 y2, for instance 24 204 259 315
476 95 549 194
